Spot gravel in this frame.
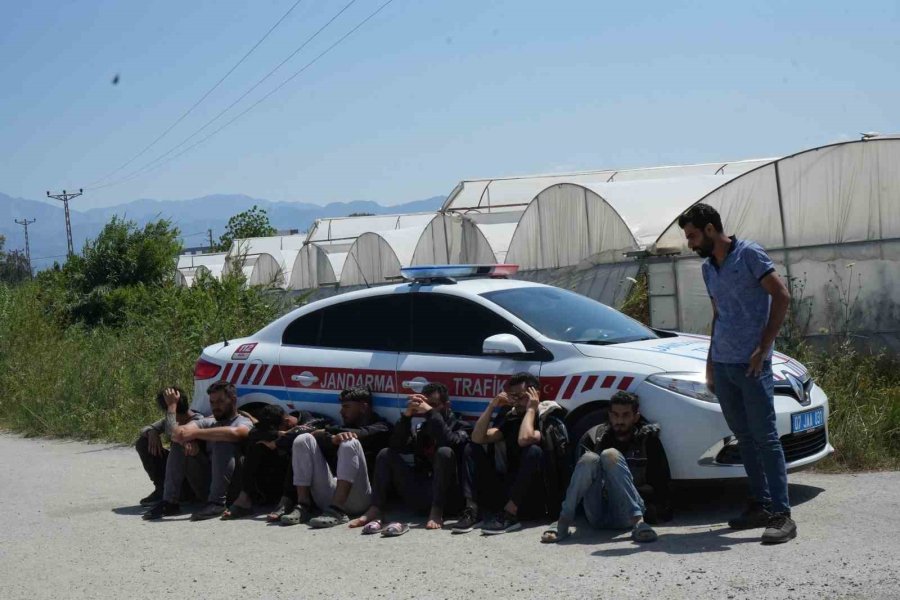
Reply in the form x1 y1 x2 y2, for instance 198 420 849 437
0 433 897 600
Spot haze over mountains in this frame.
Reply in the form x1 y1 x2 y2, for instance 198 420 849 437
0 193 445 269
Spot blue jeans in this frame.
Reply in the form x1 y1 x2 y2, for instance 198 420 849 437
713 361 790 514
559 449 645 529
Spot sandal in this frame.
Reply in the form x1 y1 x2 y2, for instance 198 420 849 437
632 521 658 543
381 522 409 537
362 519 384 535
280 504 312 526
541 519 571 543
221 504 254 520
267 500 296 523
310 506 350 529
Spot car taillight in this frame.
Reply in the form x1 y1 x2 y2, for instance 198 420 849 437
194 358 221 380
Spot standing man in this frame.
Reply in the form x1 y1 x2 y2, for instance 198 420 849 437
678 203 795 544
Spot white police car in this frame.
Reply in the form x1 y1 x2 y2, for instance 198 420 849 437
192 264 832 480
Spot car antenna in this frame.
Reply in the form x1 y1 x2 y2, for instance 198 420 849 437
348 252 371 288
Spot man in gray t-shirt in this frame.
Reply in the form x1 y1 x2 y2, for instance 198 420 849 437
679 203 795 545
143 381 252 521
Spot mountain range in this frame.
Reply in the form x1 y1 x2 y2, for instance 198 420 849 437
0 193 445 269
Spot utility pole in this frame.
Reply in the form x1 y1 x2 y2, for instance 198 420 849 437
46 188 83 257
14 217 36 278
208 228 215 251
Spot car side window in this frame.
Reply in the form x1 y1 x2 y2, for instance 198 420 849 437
411 293 539 356
282 294 411 352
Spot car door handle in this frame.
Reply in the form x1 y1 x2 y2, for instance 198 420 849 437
291 374 319 383
402 380 426 392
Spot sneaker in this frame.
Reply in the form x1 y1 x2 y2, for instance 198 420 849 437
482 511 522 535
190 503 226 521
761 512 797 544
728 501 772 530
142 501 180 520
451 507 482 534
139 488 163 506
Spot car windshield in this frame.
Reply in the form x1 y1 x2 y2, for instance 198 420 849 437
482 287 658 345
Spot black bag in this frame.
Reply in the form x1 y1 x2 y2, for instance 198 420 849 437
539 408 571 519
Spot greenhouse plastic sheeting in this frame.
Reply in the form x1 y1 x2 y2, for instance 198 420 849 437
649 138 900 350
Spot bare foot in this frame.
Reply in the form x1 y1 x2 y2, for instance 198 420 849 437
349 508 380 528
426 507 443 530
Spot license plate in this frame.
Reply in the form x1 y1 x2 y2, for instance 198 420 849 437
791 407 825 433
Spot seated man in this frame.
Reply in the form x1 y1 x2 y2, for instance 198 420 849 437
541 391 672 544
221 404 326 520
281 386 391 527
459 372 569 535
143 380 253 521
350 383 471 533
134 387 201 505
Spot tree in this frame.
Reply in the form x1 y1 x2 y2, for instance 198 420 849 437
49 217 182 325
217 205 277 251
0 235 31 284
347 212 375 217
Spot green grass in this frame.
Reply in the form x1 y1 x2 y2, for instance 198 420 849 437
0 279 281 443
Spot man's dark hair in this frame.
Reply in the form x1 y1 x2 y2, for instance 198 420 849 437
255 404 286 431
206 380 237 401
610 391 640 412
508 372 540 390
677 203 723 233
340 386 372 404
155 387 190 414
422 382 449 404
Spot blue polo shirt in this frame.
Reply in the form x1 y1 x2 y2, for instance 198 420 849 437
701 237 776 364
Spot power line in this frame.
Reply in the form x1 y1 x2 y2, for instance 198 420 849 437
87 0 394 191
85 0 308 188
86 0 368 192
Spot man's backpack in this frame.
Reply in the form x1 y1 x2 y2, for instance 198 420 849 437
538 405 571 519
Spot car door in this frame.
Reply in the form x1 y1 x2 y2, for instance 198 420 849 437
278 292 411 422
396 291 546 419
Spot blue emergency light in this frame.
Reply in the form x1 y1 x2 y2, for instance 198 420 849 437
400 264 519 282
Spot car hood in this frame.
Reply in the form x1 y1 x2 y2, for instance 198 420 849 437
574 335 794 373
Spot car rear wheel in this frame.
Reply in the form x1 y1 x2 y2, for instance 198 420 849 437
569 407 608 461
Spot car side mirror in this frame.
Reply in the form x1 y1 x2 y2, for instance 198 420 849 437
483 333 527 355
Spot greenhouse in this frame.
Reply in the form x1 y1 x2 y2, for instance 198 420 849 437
175 252 227 287
340 224 430 287
648 137 900 349
289 241 348 290
226 235 305 288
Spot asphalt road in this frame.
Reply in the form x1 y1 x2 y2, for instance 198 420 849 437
0 433 897 600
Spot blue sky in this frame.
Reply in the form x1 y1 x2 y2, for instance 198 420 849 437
2 0 898 209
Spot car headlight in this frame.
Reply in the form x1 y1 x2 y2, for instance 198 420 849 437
646 372 718 403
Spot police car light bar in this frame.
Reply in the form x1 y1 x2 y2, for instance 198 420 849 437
400 264 519 282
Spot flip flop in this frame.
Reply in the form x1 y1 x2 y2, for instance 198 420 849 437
541 519 572 543
381 522 409 537
362 519 384 535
